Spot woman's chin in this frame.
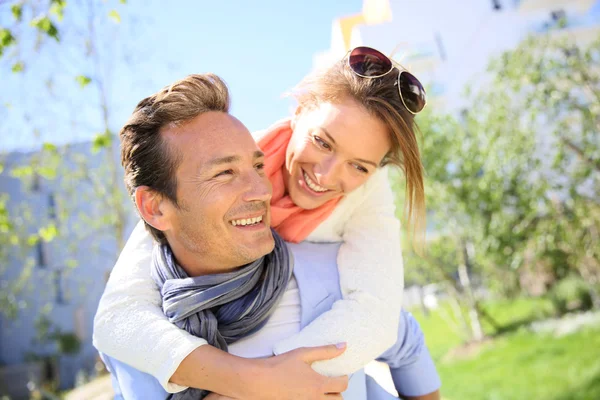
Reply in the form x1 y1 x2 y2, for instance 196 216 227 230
290 188 340 210
287 188 320 209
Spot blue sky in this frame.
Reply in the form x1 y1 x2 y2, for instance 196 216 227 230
1 0 363 151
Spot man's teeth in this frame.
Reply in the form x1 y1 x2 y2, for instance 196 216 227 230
231 215 263 226
303 171 328 192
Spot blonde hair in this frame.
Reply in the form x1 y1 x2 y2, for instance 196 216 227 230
292 62 426 251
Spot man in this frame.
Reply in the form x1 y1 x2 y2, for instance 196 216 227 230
98 74 441 399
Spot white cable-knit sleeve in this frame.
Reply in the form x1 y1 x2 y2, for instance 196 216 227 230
272 169 403 376
93 221 208 393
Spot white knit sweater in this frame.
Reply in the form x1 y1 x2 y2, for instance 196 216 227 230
92 166 404 393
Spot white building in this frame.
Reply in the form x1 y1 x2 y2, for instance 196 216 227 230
0 142 137 398
313 0 600 112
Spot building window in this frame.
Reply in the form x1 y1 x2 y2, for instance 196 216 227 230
550 9 566 22
31 173 41 192
550 9 567 28
48 193 57 220
435 32 447 61
54 269 67 305
36 241 47 268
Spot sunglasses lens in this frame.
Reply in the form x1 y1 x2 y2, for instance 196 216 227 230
399 71 427 113
349 46 392 77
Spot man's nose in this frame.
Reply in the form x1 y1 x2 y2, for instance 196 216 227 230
242 171 272 203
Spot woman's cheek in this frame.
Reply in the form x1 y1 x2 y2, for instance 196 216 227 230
344 175 369 194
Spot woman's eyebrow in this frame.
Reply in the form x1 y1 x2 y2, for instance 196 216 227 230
318 127 378 167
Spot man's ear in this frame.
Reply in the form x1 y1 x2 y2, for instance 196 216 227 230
135 186 172 232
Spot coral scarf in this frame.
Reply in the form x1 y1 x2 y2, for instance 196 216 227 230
257 119 340 243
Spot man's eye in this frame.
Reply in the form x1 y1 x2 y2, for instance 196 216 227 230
313 136 332 151
255 162 265 170
215 169 234 177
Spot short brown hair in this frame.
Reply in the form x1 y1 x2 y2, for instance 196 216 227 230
292 62 426 251
120 74 230 243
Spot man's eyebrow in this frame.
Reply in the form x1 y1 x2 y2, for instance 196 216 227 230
206 151 264 168
319 128 378 168
206 155 241 167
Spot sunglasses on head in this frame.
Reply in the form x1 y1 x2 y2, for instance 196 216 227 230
346 46 427 115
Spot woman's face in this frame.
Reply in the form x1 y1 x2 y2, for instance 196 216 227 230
284 99 391 210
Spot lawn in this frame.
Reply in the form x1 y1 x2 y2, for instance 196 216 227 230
410 297 600 400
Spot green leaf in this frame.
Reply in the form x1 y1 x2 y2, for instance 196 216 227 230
49 2 65 22
42 142 58 152
0 28 16 47
27 235 39 246
10 165 34 178
108 10 121 24
11 4 23 22
30 16 60 41
92 131 113 153
38 166 57 180
39 223 58 242
11 61 25 73
75 75 91 88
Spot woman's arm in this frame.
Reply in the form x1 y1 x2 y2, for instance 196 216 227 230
94 221 348 398
93 221 208 392
273 168 404 376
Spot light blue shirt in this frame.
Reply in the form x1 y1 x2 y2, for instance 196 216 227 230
102 241 440 399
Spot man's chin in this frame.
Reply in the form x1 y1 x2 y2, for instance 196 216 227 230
253 234 275 257
236 231 275 258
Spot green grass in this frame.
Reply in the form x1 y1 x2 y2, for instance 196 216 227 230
409 298 600 400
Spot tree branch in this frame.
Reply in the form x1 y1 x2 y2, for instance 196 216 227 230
560 137 600 173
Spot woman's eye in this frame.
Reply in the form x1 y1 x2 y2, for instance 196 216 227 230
313 136 332 151
352 163 369 174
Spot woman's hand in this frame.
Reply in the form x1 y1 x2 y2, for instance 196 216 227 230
247 344 349 399
172 343 348 400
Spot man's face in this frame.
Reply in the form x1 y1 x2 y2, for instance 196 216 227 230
161 112 274 275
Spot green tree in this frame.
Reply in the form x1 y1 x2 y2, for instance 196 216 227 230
0 0 130 317
397 30 600 342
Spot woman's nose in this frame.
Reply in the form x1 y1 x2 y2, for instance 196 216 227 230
314 156 341 188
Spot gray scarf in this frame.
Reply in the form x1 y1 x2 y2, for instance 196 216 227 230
151 230 293 400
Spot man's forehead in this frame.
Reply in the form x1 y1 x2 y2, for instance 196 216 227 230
161 112 260 166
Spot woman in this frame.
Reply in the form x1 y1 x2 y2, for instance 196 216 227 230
94 46 427 397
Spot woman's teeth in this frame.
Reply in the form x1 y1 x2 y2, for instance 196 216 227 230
231 215 263 226
303 171 328 192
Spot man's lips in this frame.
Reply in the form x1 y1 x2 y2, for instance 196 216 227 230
229 212 266 227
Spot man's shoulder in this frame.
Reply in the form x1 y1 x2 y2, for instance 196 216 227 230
287 241 341 274
101 353 169 400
